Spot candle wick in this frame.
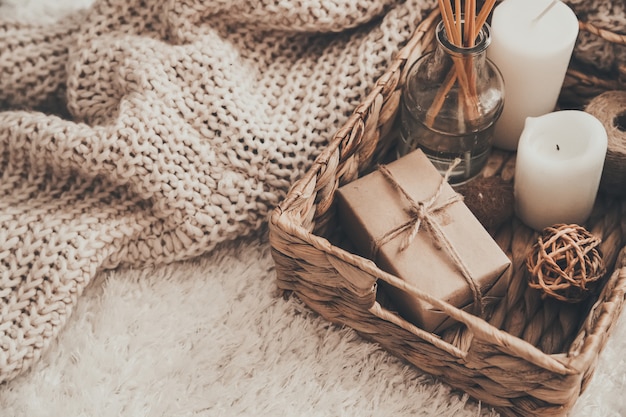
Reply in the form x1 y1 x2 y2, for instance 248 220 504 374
532 0 559 23
556 144 560 151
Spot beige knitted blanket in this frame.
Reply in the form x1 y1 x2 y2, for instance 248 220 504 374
0 0 439 383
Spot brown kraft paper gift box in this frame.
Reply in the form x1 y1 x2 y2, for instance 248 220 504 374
336 149 511 333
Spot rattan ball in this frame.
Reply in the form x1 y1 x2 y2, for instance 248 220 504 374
526 224 605 303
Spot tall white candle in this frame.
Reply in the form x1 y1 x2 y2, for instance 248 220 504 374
514 111 607 231
487 0 579 150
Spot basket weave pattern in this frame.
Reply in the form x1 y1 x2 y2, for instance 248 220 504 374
269 9 626 417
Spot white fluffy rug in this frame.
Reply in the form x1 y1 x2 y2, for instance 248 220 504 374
1 228 625 417
2 1 626 417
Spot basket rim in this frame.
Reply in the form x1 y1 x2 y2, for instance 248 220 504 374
578 20 626 46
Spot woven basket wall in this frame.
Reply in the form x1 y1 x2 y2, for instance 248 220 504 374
269 9 626 417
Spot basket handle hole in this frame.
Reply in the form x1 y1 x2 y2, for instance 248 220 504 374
614 111 626 132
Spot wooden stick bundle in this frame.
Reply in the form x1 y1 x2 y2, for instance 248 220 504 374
425 0 498 126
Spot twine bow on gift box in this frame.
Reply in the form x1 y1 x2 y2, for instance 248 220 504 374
371 159 485 317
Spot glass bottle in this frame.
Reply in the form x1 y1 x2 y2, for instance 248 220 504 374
398 19 505 184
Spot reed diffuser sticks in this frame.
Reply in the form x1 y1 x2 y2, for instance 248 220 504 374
425 0 498 126
438 0 497 47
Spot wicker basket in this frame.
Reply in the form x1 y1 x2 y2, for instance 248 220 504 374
269 8 626 417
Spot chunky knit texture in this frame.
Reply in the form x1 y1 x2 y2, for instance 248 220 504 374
0 0 440 384
0 0 622 385
567 0 626 72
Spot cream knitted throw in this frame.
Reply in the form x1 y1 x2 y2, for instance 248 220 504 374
0 0 438 383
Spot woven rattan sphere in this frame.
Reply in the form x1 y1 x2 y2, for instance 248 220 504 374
526 224 605 303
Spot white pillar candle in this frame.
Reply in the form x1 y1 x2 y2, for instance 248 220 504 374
514 111 607 231
487 0 579 150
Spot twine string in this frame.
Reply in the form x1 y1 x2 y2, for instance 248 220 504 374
372 159 485 317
